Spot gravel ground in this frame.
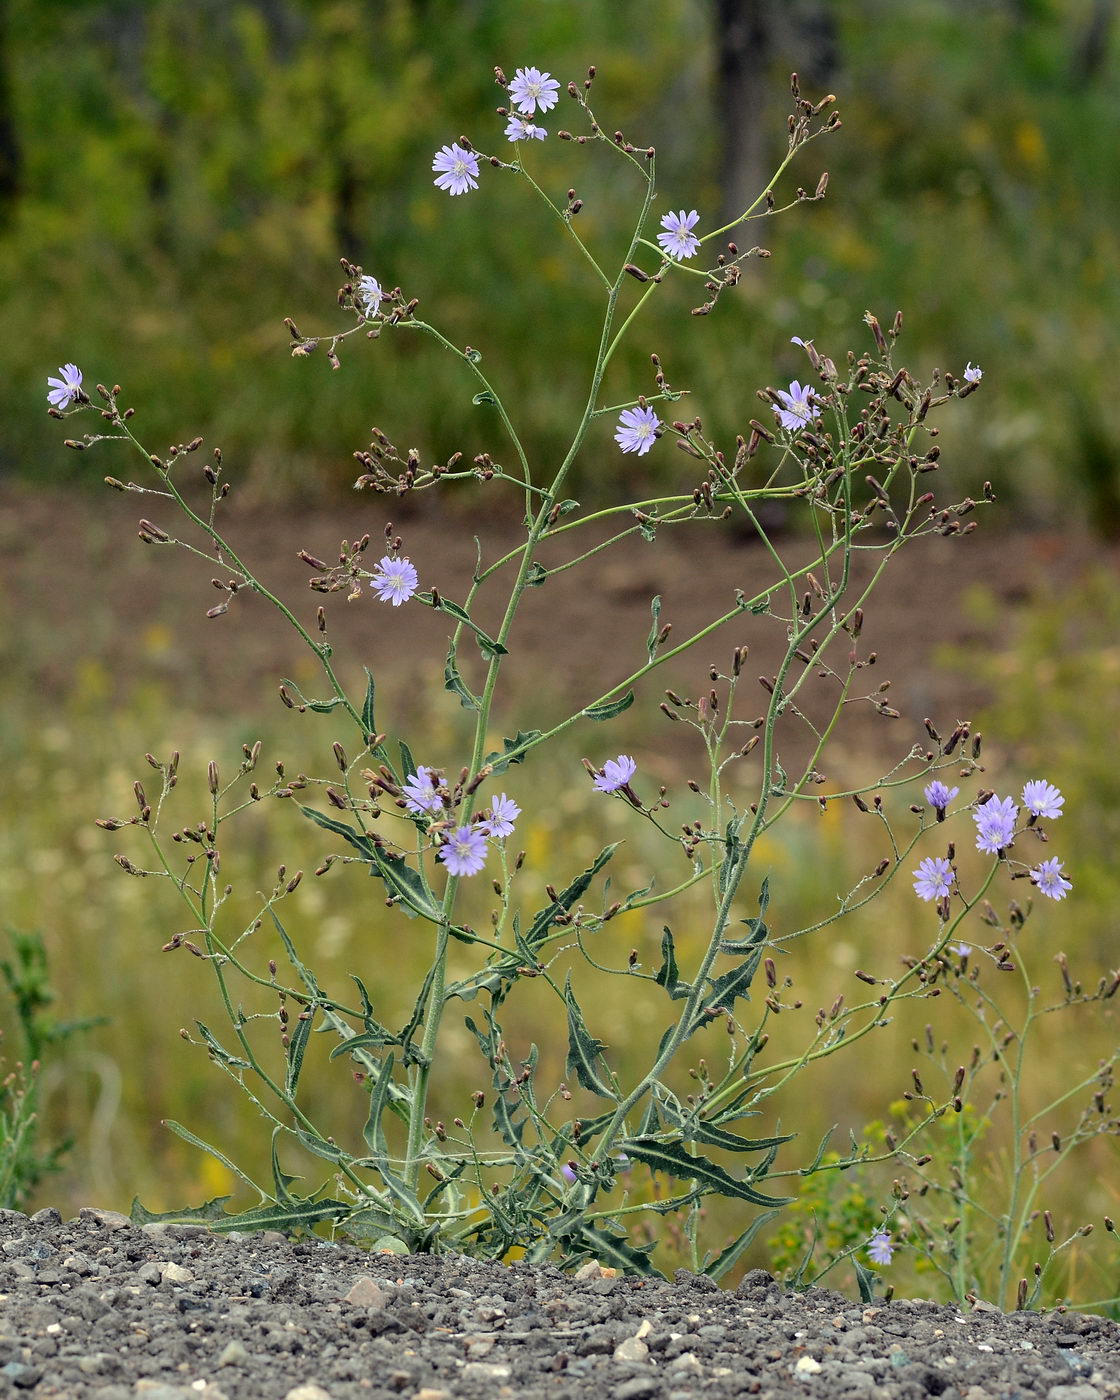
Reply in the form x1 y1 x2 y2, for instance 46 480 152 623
0 1208 1117 1400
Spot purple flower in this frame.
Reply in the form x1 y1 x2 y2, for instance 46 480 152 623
924 780 960 816
358 276 383 318
963 363 983 383
1031 858 1072 901
657 209 701 261
866 1229 894 1266
593 755 637 793
1022 780 1064 821
402 766 442 816
974 795 1019 855
369 555 418 606
480 793 520 839
913 856 955 902
47 363 83 409
432 143 480 197
952 942 971 958
774 381 819 433
438 825 488 877
504 116 547 142
508 66 560 115
560 1162 578 1184
614 406 661 456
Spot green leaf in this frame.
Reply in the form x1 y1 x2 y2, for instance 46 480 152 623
657 1099 794 1154
564 974 617 1100
159 1122 266 1197
582 691 635 722
646 594 662 660
655 926 691 1001
854 1255 877 1304
431 596 507 658
444 639 481 710
398 740 417 781
721 877 771 953
132 1187 355 1236
293 1126 349 1164
280 679 345 713
525 561 548 587
620 1137 793 1207
362 1052 396 1158
484 730 544 774
130 1194 237 1227
554 499 580 517
328 1026 398 1061
573 1222 659 1276
298 804 440 921
525 844 619 950
472 389 497 406
195 1021 250 1070
700 1209 781 1281
361 667 377 738
297 804 375 860
284 1004 315 1096
271 1126 300 1202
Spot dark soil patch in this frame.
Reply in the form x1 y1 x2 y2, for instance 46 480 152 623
1 1207 1117 1400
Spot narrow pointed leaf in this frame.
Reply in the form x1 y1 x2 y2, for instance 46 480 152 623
655 926 690 1000
444 639 481 710
646 594 662 661
701 1209 781 1280
525 845 619 950
620 1137 793 1207
194 1021 250 1070
564 974 617 1100
582 691 635 722
360 667 376 737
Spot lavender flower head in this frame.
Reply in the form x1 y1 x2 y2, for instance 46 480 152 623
614 406 661 456
480 793 520 839
866 1229 894 1266
358 276 383 318
432 143 480 196
508 66 560 115
774 381 819 433
974 794 1019 855
402 765 443 816
560 1162 578 1184
924 779 960 816
1022 780 1064 821
438 825 488 877
963 363 983 383
505 116 547 142
369 555 418 606
1031 858 1072 901
913 856 955 902
594 755 637 793
47 363 83 409
657 209 701 261
952 942 971 958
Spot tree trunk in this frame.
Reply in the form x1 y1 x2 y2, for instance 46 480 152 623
0 0 21 226
714 0 774 227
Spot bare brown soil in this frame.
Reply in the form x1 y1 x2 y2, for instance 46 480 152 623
2 482 1112 760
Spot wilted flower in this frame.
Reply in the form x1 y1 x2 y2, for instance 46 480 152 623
1031 858 1072 901
1022 780 1064 821
963 363 983 383
924 780 960 816
47 363 84 409
480 793 520 839
657 209 701 260
974 795 1019 855
952 942 971 958
508 66 560 115
774 381 819 433
614 406 660 456
594 755 637 793
369 556 418 606
432 143 480 196
438 825 488 877
504 116 547 142
358 276 383 318
402 766 442 816
913 856 955 902
866 1229 894 1266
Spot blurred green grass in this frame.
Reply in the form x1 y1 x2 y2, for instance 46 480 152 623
6 0 1120 521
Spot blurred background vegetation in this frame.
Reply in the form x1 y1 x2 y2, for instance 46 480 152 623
3 0 1120 1304
4 0 1119 518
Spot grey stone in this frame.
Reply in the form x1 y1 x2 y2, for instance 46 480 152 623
614 1379 660 1400
614 1336 650 1363
1046 1387 1103 1400
160 1262 194 1284
343 1274 388 1308
461 1362 512 1382
283 1386 334 1400
217 1338 250 1366
77 1207 130 1230
29 1208 62 1227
